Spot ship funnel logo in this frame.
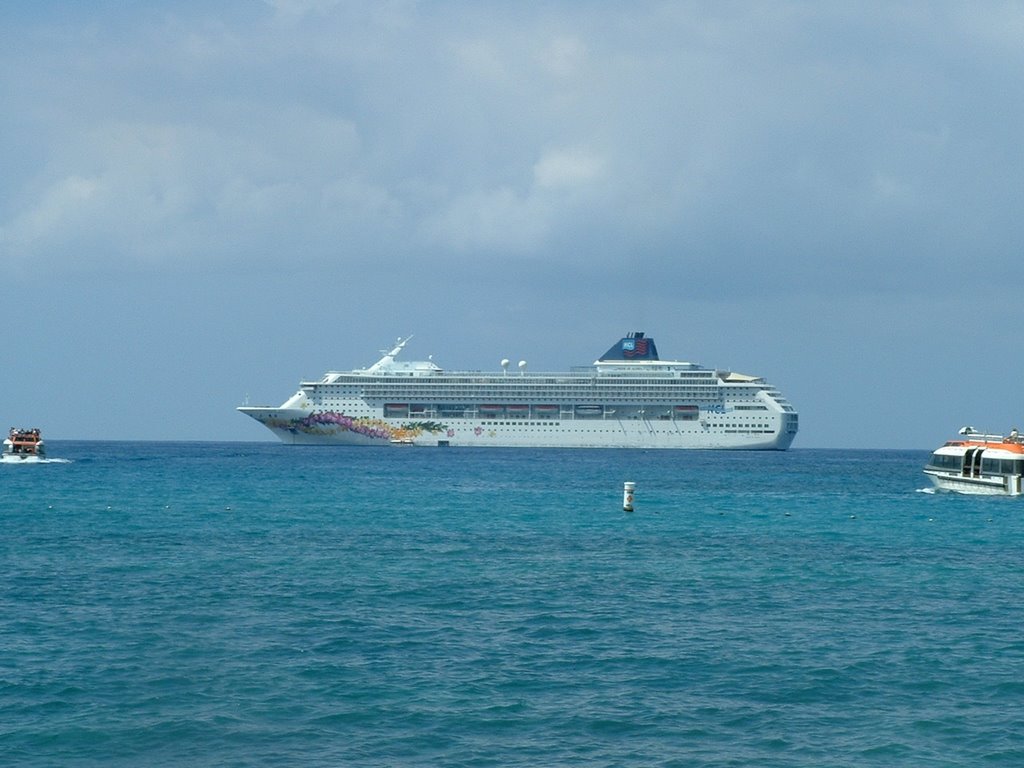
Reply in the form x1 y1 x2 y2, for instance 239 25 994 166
622 339 649 357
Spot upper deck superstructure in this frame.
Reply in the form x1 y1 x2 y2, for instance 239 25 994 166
238 331 798 449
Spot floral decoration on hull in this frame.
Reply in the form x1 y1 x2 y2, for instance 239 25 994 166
265 411 447 442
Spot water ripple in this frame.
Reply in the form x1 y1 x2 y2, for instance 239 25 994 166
2 444 1024 766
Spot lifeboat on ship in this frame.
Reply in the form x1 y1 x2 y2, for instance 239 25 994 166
923 426 1024 496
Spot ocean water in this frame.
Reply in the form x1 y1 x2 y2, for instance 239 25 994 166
3 443 1024 767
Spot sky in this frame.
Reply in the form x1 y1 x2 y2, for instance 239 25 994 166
3 1 1024 449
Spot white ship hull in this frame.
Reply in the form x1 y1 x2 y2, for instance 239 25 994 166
239 407 796 450
238 332 799 450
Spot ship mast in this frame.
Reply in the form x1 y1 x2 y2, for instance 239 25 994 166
367 336 412 372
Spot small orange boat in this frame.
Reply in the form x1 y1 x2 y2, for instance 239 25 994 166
2 427 45 460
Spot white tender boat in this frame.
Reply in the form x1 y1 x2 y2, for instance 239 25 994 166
923 426 1024 496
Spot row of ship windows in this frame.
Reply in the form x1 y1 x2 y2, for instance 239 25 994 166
318 383 754 392
322 394 776 405
342 411 774 431
355 391 758 400
386 380 738 389
449 427 776 434
930 455 1024 474
331 375 721 384
328 408 778 417
466 421 773 427
322 397 769 407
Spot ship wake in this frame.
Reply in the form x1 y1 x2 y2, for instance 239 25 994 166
0 456 72 465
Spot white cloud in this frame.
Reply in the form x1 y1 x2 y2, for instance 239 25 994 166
3 2 1024 294
538 35 587 78
423 186 548 253
421 145 609 254
452 38 511 83
1 175 101 273
871 172 918 208
260 0 345 19
533 146 606 189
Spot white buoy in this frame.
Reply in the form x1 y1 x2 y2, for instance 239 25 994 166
623 481 636 512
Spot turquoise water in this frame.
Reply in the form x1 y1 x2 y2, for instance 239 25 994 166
3 443 1024 766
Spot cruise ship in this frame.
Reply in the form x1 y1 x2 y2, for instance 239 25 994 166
238 332 799 449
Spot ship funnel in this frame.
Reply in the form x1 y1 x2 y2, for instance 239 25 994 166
598 331 660 362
